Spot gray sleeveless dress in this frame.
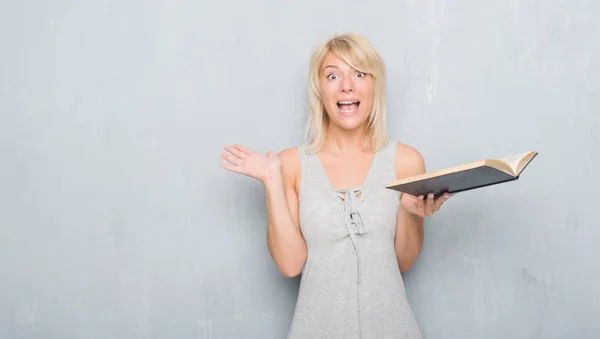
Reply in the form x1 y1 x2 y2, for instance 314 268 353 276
287 140 423 339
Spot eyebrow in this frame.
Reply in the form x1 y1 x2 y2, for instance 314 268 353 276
322 65 339 71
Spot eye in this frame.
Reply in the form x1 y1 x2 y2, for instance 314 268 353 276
326 73 338 80
356 72 367 78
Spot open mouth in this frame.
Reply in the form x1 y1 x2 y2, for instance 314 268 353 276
337 100 360 115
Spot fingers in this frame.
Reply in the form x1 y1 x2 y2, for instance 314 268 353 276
417 195 426 216
220 152 241 166
220 162 239 173
219 144 257 175
234 144 253 155
224 145 247 159
425 193 435 216
435 192 451 211
417 192 452 217
221 144 251 171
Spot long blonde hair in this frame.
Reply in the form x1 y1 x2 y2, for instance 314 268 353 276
305 33 388 153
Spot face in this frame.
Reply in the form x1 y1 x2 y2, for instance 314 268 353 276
319 52 375 131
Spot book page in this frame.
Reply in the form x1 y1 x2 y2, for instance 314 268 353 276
499 151 533 174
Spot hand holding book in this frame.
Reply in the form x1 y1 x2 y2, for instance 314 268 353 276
401 191 453 217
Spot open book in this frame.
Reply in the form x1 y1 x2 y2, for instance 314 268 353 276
386 150 538 198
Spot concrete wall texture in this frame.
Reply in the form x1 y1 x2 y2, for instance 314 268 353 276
1 0 598 338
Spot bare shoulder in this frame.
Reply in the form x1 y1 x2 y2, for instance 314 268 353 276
277 147 301 188
277 147 300 171
394 142 426 178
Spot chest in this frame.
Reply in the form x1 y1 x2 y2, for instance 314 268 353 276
317 153 375 190
298 180 401 243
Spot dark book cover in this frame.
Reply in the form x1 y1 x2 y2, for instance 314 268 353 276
386 152 538 199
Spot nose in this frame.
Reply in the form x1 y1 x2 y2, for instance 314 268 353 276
340 75 354 92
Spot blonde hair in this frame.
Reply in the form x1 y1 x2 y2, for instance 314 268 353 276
304 33 388 153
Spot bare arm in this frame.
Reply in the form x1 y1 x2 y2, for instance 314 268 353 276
393 143 426 272
395 203 424 272
393 143 451 272
220 145 307 278
264 148 307 277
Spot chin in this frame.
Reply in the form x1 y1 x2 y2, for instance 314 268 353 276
333 112 369 130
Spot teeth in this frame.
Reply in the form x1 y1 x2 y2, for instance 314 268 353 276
339 101 358 105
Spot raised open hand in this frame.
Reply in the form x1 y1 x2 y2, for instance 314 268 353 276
400 192 453 217
220 144 281 183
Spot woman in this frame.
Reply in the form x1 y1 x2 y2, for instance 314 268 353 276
220 33 451 339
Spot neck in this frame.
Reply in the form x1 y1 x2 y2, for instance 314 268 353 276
322 122 370 154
